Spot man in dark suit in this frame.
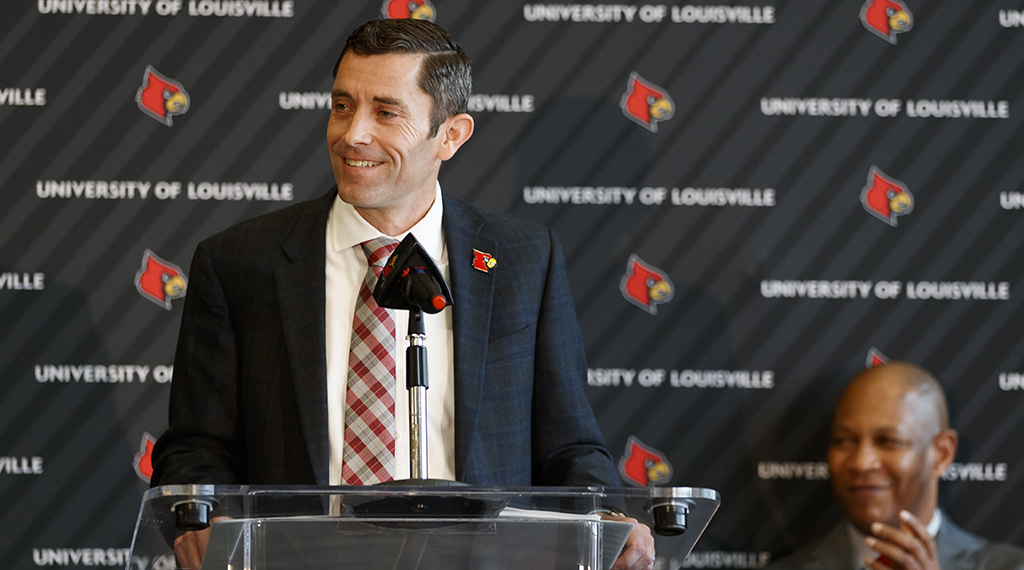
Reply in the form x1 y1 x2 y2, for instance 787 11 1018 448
151 18 653 570
768 362 1024 570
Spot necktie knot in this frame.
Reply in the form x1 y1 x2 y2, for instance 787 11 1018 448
362 237 399 273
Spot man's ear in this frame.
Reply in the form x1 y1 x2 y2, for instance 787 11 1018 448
437 113 474 161
930 428 958 478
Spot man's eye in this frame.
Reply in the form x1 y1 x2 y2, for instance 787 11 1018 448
379 110 395 118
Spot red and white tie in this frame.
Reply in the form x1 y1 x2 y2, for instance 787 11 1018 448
342 237 399 485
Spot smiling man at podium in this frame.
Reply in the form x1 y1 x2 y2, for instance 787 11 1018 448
150 17 653 570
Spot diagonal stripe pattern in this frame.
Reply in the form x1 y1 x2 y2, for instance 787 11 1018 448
342 237 400 485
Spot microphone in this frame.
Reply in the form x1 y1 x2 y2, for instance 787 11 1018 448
399 267 448 313
370 233 454 483
372 234 453 314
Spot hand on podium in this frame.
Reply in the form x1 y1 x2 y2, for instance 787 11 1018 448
599 512 655 570
173 516 232 570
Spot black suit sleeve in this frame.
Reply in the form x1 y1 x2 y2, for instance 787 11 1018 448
151 240 246 486
530 229 621 487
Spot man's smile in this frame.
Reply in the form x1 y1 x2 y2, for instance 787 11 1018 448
344 159 383 167
848 484 889 499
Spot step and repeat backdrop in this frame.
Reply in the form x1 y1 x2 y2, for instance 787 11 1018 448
2 0 1024 568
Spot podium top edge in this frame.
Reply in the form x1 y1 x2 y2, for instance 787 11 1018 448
143 484 721 502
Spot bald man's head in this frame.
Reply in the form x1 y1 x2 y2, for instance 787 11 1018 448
848 361 949 433
826 362 958 534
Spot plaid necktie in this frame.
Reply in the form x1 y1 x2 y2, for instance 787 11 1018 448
342 237 399 485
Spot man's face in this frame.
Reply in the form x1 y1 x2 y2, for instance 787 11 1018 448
327 52 442 221
827 376 939 534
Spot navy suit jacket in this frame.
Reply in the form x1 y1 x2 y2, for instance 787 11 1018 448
766 515 1024 570
151 189 620 488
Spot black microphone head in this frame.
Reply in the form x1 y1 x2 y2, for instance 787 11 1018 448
373 234 453 313
400 268 447 314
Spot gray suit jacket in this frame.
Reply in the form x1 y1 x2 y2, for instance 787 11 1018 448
767 515 1024 570
151 189 620 488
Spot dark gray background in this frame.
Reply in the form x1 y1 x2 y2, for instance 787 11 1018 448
2 1 1023 568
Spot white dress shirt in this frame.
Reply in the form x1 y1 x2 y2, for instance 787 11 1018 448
325 182 456 484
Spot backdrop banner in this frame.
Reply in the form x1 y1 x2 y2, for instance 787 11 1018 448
2 1 1023 569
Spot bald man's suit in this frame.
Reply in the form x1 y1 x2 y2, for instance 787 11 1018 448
767 514 1024 570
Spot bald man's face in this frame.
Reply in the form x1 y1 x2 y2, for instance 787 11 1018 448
827 374 946 534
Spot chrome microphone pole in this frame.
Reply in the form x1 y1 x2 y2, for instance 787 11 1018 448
406 309 429 480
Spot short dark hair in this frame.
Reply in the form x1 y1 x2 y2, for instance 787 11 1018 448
334 19 472 138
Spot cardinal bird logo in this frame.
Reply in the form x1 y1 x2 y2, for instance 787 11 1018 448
861 166 913 226
382 0 436 20
619 436 673 487
135 249 188 310
134 432 156 482
136 66 190 126
472 249 497 273
621 72 675 132
866 347 890 368
861 0 913 44
620 254 674 314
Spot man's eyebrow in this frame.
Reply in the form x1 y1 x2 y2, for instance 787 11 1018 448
373 95 405 108
329 91 406 109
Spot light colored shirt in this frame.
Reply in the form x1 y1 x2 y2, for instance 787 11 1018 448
325 182 456 484
847 509 943 570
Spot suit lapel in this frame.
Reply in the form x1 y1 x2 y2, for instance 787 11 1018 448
275 189 335 485
935 514 984 570
809 524 857 570
442 196 496 481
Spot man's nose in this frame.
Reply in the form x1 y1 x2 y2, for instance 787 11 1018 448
344 111 373 146
850 442 881 471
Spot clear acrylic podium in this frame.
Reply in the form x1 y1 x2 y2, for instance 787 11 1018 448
130 485 720 570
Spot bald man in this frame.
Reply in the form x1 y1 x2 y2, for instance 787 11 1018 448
768 362 1024 570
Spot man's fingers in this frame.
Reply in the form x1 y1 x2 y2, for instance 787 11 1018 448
173 534 203 570
898 511 937 560
866 534 929 570
196 526 210 561
869 522 930 563
611 542 645 570
610 540 655 570
606 516 655 570
174 521 221 570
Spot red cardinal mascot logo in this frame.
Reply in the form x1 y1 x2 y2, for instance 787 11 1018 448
861 166 913 226
861 0 913 44
382 0 436 20
621 72 675 132
619 436 673 487
134 432 156 482
135 249 188 310
472 249 497 273
620 254 674 314
136 66 190 126
866 347 890 368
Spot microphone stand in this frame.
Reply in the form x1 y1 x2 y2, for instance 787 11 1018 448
406 308 428 481
357 234 500 518
371 234 457 486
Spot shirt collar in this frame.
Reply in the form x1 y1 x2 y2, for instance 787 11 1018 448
926 508 942 537
845 509 942 569
327 181 445 263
